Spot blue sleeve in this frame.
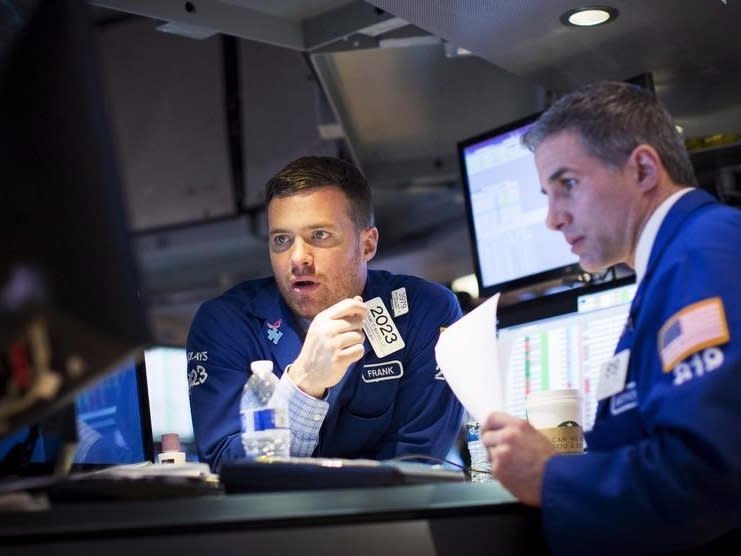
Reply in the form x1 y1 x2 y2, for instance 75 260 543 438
541 242 741 554
375 284 464 460
187 298 254 471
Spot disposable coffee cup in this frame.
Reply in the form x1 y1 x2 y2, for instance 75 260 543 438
526 389 584 453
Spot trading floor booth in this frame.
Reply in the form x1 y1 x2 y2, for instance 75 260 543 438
0 3 548 554
5 2 715 555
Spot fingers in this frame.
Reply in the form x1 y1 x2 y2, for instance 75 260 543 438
481 411 523 433
336 342 365 365
336 313 366 333
309 314 365 341
480 428 512 449
480 414 533 449
321 297 368 321
336 329 365 350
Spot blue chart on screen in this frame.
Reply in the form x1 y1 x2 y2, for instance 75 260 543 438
73 361 146 465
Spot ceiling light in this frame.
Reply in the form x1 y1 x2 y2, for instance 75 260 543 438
561 6 618 27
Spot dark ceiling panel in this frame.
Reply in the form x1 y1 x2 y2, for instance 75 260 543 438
368 0 741 137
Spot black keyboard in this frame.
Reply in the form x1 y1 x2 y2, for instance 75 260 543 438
48 474 222 502
221 457 464 494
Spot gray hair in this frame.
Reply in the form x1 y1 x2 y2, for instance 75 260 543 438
522 81 697 187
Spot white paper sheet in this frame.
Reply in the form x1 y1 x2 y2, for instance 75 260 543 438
435 293 502 423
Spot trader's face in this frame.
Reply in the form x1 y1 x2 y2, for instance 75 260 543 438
268 186 378 320
535 131 643 272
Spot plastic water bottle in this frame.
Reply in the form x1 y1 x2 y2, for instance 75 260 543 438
466 420 491 483
240 360 291 459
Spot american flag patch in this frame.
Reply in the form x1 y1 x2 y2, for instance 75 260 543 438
658 297 729 372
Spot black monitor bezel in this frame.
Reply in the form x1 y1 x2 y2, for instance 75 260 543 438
457 112 582 299
134 354 155 464
497 275 636 330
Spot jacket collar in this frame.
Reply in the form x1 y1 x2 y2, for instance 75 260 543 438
630 188 716 316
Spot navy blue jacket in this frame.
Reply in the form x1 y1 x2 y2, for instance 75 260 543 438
543 190 741 554
187 270 464 470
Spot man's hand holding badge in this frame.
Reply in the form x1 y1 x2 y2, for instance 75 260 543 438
289 295 406 399
289 296 368 398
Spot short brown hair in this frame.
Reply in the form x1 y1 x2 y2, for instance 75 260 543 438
264 156 374 229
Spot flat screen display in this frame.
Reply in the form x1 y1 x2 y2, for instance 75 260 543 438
144 346 196 459
0 358 153 470
458 114 580 297
498 280 636 430
73 360 150 465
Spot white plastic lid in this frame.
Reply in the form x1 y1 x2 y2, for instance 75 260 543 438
250 360 274 375
526 388 581 404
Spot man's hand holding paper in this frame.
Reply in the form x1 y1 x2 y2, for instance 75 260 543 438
434 293 503 423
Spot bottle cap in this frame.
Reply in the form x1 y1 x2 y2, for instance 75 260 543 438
250 360 274 375
161 433 181 452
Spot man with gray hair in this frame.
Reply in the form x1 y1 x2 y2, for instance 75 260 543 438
481 82 741 554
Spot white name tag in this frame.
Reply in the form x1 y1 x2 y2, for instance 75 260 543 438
363 297 405 358
597 349 630 401
391 287 409 317
362 361 404 383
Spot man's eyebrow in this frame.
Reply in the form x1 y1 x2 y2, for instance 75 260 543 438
269 222 339 235
307 222 338 230
547 167 568 183
268 227 291 235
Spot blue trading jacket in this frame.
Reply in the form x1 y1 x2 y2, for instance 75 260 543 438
542 189 741 555
187 269 464 471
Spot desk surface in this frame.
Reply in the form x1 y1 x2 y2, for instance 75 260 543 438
0 481 551 556
1 481 519 539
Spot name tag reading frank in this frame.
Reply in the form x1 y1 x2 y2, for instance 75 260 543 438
363 297 405 358
362 361 404 383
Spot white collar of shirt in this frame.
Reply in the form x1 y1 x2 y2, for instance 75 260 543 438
634 187 693 286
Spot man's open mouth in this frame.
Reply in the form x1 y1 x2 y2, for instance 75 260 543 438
291 279 319 290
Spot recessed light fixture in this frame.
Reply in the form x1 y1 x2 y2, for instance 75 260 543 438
561 6 619 27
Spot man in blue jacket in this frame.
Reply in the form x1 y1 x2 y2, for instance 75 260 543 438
481 82 741 554
187 156 463 471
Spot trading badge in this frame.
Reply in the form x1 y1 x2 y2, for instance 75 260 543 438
391 287 409 317
363 297 405 358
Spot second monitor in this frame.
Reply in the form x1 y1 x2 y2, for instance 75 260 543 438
144 346 197 461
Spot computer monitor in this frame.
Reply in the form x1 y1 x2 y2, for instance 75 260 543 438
143 346 197 460
0 0 150 438
73 358 154 467
497 279 636 430
0 357 154 472
458 113 581 298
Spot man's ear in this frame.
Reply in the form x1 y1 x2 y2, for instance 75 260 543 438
628 144 661 193
362 226 379 262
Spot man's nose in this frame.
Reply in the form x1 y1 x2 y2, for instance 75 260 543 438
545 200 569 231
290 238 313 266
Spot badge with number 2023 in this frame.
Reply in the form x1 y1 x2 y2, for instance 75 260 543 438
363 297 405 358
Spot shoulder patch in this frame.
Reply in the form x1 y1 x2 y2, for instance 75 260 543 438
658 297 729 372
